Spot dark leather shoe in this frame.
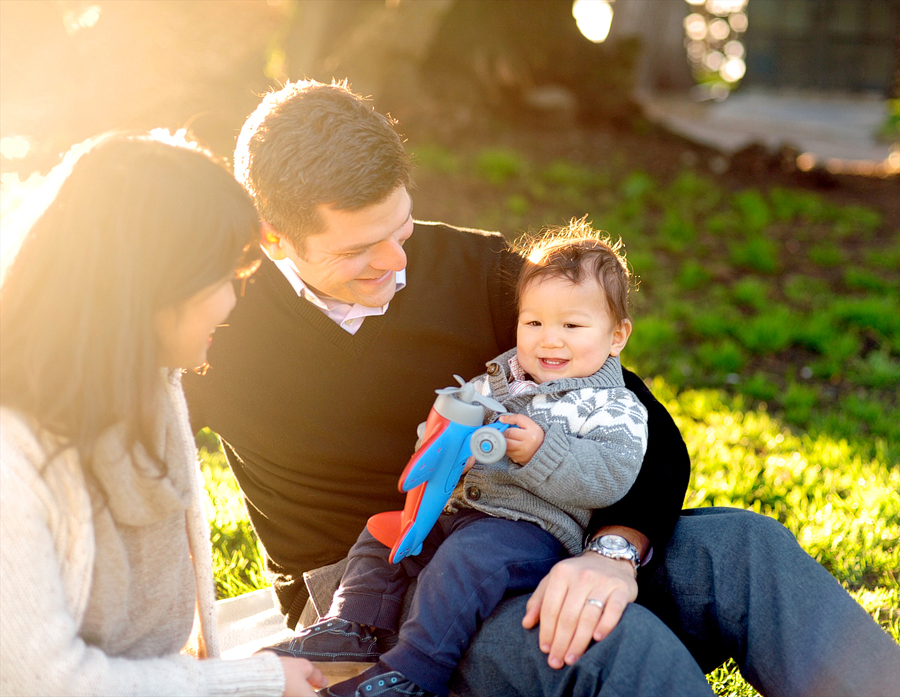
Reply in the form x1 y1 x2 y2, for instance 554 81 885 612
267 617 381 662
319 661 434 696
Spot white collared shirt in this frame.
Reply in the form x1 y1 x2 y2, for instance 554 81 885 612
272 257 406 335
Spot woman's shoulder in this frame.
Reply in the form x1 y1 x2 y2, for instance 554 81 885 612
0 407 49 472
0 407 89 515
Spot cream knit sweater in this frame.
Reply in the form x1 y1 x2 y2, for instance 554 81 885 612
0 371 285 696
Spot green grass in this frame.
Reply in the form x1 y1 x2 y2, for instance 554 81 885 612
201 438 269 599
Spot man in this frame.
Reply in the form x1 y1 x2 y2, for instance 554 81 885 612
184 80 899 697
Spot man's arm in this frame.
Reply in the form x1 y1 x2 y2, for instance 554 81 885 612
584 368 690 553
487 244 523 353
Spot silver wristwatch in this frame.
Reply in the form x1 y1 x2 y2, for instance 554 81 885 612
583 534 641 574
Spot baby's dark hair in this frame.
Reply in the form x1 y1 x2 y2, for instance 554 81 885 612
514 217 634 325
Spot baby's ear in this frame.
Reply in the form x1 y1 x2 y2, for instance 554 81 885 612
609 319 633 356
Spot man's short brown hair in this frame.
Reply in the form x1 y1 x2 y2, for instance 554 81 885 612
234 79 412 251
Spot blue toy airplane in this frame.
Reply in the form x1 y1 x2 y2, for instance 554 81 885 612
367 375 510 563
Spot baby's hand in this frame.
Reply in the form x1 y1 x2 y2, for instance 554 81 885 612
499 414 544 465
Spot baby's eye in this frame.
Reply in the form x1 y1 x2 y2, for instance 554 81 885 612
564 323 582 329
524 320 541 327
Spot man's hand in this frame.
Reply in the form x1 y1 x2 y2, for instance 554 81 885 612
521 552 638 669
499 414 544 464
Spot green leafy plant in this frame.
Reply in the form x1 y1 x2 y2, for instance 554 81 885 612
808 241 842 267
843 267 895 294
696 337 748 375
768 187 825 223
505 194 530 216
474 148 527 184
733 306 796 354
731 277 771 311
782 381 819 424
677 259 713 291
732 189 771 233
619 170 654 202
728 235 780 274
411 144 461 175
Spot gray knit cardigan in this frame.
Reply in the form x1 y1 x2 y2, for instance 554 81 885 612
449 350 649 555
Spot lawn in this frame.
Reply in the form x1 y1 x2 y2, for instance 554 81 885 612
202 143 898 695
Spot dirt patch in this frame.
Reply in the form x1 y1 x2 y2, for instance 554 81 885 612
402 113 898 232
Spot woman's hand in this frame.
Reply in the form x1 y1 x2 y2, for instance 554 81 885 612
521 552 638 669
499 414 544 464
279 657 328 697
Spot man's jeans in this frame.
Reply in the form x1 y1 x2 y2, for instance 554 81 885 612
450 507 900 697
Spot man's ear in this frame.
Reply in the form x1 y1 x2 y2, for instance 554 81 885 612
259 221 287 261
609 319 633 357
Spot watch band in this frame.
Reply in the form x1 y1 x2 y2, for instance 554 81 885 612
583 534 641 574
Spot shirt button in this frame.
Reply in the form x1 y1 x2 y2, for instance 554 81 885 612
466 486 481 501
486 363 501 376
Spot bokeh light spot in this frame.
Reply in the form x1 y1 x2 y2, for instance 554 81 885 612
62 4 101 35
703 50 725 71
724 40 745 59
707 0 748 15
708 18 731 41
797 153 817 171
720 57 746 82
572 0 614 44
685 13 708 41
0 136 30 161
729 11 748 32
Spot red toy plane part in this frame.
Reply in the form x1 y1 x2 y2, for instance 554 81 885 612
366 375 510 564
367 408 450 553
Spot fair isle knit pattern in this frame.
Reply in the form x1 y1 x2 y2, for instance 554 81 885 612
454 349 649 555
526 387 649 444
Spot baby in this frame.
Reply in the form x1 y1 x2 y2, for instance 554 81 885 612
275 221 649 697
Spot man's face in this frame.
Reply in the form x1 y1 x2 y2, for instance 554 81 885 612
284 186 414 307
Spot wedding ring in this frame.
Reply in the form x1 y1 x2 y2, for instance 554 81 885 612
585 598 604 610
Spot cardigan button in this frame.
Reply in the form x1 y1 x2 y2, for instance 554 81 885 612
486 363 501 376
465 485 481 501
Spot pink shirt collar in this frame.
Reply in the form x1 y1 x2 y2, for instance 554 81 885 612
272 257 406 335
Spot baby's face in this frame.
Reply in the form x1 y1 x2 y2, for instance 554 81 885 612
516 276 629 384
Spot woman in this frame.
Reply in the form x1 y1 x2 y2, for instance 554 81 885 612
0 132 326 696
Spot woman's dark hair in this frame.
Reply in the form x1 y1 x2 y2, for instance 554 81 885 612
0 130 261 470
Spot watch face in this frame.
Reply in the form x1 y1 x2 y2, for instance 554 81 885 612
601 535 628 551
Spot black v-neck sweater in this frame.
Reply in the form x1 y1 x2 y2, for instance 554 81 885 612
184 222 689 623
186 223 517 616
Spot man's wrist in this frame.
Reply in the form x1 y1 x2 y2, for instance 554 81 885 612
586 525 650 559
583 534 642 576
